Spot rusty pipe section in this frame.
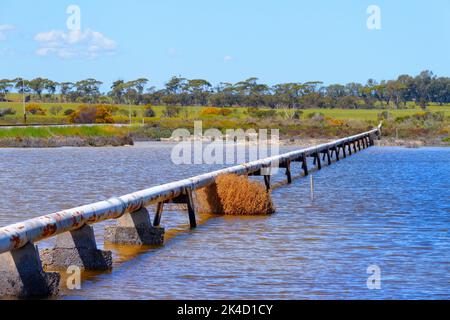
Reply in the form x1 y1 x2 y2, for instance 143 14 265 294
0 124 381 254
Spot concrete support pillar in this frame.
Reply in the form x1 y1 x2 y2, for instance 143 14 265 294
0 242 60 298
41 224 112 271
105 207 164 245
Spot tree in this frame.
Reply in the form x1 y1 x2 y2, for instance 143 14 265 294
75 78 103 103
110 79 125 104
28 77 49 100
0 79 13 101
59 82 74 102
187 79 211 105
49 105 63 115
414 70 434 109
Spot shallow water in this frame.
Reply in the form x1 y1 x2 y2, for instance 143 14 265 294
0 143 449 299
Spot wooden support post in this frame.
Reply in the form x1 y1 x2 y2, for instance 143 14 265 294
169 189 197 229
353 142 357 153
315 152 321 170
326 149 331 165
284 160 292 184
263 174 271 190
185 189 197 229
334 147 340 161
302 156 309 176
153 201 164 227
342 145 347 158
369 135 374 146
357 139 361 151
347 143 352 155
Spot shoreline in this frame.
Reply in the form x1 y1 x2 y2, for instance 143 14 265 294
0 134 447 148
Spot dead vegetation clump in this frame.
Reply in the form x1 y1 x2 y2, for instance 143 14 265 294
195 174 275 215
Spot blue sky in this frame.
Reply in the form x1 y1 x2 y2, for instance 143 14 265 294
1 0 449 91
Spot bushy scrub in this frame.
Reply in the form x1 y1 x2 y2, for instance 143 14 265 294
144 105 156 117
307 112 325 122
200 107 232 117
195 174 275 215
26 103 46 115
64 108 75 116
162 105 182 118
0 108 16 117
68 105 114 124
247 107 277 119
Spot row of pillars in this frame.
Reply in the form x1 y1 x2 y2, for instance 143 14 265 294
0 188 200 298
252 134 375 190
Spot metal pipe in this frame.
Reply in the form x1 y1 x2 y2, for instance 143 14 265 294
0 124 381 254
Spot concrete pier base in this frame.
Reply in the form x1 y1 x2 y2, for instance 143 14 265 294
104 207 164 245
41 225 112 271
0 242 60 298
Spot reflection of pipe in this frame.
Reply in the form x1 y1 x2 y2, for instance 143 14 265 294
0 124 381 254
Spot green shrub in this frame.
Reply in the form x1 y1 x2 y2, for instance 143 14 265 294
378 111 393 121
307 112 325 122
162 105 182 118
64 108 75 116
247 107 277 119
49 105 63 115
144 105 156 117
293 110 303 119
0 108 16 117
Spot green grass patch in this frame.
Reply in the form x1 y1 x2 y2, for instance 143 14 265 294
0 125 129 139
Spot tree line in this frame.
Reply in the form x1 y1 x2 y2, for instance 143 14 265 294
0 70 449 109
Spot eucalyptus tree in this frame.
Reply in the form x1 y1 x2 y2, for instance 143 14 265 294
0 79 13 101
186 79 211 105
75 78 103 103
28 77 49 100
59 82 74 102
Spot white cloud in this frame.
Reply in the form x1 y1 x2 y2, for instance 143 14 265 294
0 24 14 41
224 55 233 61
34 29 117 59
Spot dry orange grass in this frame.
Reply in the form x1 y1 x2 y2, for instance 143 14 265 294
195 174 275 215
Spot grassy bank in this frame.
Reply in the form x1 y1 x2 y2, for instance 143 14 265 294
0 101 449 147
0 126 133 147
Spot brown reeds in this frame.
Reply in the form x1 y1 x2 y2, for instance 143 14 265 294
195 173 275 215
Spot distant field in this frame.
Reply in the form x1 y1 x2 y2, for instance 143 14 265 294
0 100 448 125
